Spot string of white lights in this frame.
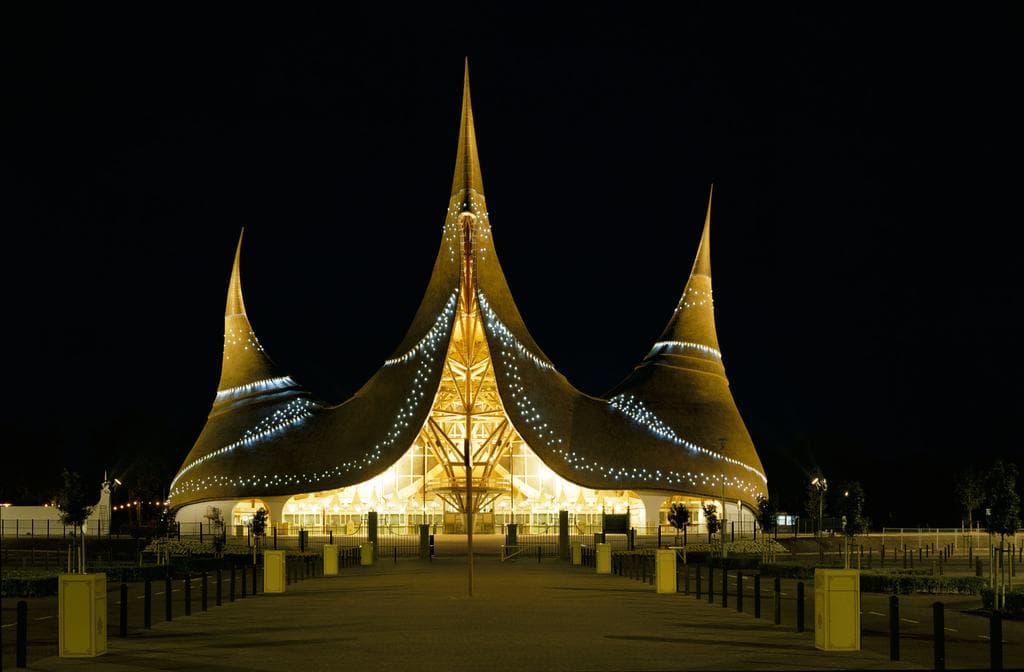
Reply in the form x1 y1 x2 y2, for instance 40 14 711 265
608 393 767 485
223 325 264 359
674 285 713 312
168 397 317 499
384 292 460 366
478 291 561 451
214 376 298 403
651 341 722 359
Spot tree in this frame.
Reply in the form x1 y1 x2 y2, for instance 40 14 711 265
251 508 268 553
834 482 869 568
667 503 690 545
805 472 828 535
984 461 1021 541
955 468 984 530
54 469 94 573
983 460 1020 611
702 503 720 543
205 507 226 558
756 494 777 537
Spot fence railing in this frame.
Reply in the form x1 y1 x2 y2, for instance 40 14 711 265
0 519 113 538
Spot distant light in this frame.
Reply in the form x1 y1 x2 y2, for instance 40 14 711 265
114 478 122 486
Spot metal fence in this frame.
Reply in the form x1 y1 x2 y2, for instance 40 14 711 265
0 519 112 538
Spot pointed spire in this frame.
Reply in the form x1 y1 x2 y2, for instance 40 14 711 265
225 228 247 317
215 228 293 396
644 185 722 364
451 59 485 201
691 185 712 279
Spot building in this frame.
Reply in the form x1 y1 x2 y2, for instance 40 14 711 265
169 65 767 537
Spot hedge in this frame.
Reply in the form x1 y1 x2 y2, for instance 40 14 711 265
859 573 986 595
981 588 1024 618
758 564 816 580
1 570 59 598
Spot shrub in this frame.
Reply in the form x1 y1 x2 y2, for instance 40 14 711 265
759 564 816 580
1 570 59 598
981 588 1024 618
860 573 986 595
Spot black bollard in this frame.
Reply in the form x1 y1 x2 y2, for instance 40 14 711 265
202 572 208 611
17 599 28 668
754 574 761 618
696 564 702 599
933 602 945 670
708 564 714 603
773 577 781 624
120 583 128 637
991 610 1002 670
394 546 398 565
165 575 173 621
737 572 744 612
144 579 152 629
241 565 247 598
216 569 223 606
684 563 690 595
889 595 900 661
796 582 805 632
538 545 542 563
252 561 257 594
881 544 885 568
230 565 236 602
722 566 728 608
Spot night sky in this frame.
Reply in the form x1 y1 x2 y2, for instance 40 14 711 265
3 8 1019 526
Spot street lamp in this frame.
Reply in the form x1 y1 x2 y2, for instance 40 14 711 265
811 476 827 536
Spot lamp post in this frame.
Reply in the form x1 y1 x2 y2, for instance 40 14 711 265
811 476 827 537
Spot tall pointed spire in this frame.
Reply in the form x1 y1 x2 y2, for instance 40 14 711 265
645 185 722 369
451 58 485 202
225 229 247 317
691 184 712 279
215 230 293 397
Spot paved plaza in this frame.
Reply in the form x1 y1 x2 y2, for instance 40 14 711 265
15 557 937 671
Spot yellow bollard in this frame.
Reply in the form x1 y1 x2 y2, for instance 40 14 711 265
360 541 375 566
596 543 611 574
263 550 286 593
59 574 107 657
323 543 338 576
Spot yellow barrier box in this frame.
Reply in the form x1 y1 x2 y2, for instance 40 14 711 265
360 541 375 566
264 550 286 594
571 541 582 566
655 549 676 594
814 569 861 651
59 573 107 658
323 543 338 576
596 543 611 574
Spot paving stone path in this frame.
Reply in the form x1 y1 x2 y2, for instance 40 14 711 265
29 558 923 671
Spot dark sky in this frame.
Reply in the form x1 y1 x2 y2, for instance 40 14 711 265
2 8 1019 526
